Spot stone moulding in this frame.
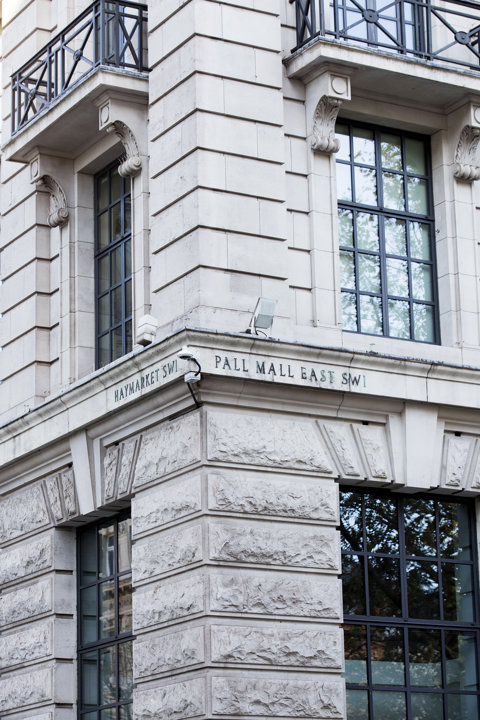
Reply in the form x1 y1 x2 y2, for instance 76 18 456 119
311 95 343 154
105 120 142 177
454 125 480 181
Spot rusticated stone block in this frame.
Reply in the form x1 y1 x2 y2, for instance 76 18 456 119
0 578 52 627
0 535 52 586
134 677 206 720
133 525 203 582
133 475 202 535
209 522 339 570
210 625 342 668
135 626 205 678
0 621 52 670
211 677 343 717
355 425 390 479
0 667 52 712
208 473 337 521
322 423 362 477
443 435 472 488
134 575 204 630
209 571 341 619
0 483 49 543
134 413 201 487
207 411 333 472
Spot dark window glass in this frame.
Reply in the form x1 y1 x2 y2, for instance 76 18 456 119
336 122 438 343
78 514 133 720
95 163 132 368
342 489 480 719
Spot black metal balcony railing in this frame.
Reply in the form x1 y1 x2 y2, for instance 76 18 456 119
11 0 148 135
290 0 480 71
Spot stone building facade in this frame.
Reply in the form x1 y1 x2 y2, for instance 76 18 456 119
2 0 480 719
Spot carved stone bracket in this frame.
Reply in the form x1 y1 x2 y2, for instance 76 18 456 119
311 95 343 155
454 125 480 181
35 174 69 227
105 120 142 177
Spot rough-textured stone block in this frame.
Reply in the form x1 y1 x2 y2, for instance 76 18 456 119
210 625 342 668
134 575 204 630
208 473 337 521
321 423 362 477
133 524 203 582
442 435 472 488
133 475 202 535
211 677 343 717
135 626 205 678
355 425 391 479
207 412 332 472
209 571 341 619
134 413 201 487
0 667 52 712
0 483 49 543
0 621 52 670
134 677 206 720
209 522 339 570
0 578 51 627
0 535 52 585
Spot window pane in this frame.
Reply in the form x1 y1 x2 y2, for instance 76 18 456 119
113 326 124 360
412 262 432 301
125 238 132 277
388 299 410 338
336 123 351 162
382 172 405 211
99 524 115 578
100 644 117 705
125 280 132 318
98 294 109 334
356 212 379 251
381 133 402 171
365 494 398 554
406 137 426 175
411 692 443 720
404 498 436 557
119 641 133 701
340 491 363 551
447 694 478 720
98 333 110 367
340 251 355 289
439 503 472 560
410 222 431 259
445 631 478 691
371 626 405 685
338 209 354 246
119 574 132 634
119 706 133 720
98 173 109 210
100 580 115 638
409 629 442 687
81 586 97 644
343 554 366 615
369 557 401 617
384 217 406 255
358 254 380 293
413 303 434 342
442 563 474 622
360 295 382 334
81 651 98 708
386 258 408 297
100 710 116 720
355 166 377 205
112 246 123 286
125 196 132 235
346 689 369 720
118 518 132 572
125 320 132 354
407 560 439 618
80 527 97 585
111 203 122 242
344 625 367 684
337 163 352 201
371 691 406 719
112 286 123 326
99 212 109 250
342 292 358 331
353 127 375 165
98 255 109 293
111 167 121 202
407 177 428 214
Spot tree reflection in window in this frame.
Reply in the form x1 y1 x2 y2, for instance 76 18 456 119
341 489 480 719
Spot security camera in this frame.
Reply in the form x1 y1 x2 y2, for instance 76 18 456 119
178 346 195 360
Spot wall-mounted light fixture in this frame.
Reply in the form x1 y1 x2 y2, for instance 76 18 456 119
177 346 202 408
245 297 277 336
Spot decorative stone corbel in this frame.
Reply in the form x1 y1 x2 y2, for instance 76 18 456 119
105 120 142 178
454 125 480 182
136 314 159 346
312 96 343 154
35 174 69 228
307 71 351 155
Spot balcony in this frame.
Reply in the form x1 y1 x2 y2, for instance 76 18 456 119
290 0 480 71
11 0 148 136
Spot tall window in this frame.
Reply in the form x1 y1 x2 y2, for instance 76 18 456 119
95 163 132 368
78 514 133 720
336 122 438 343
341 488 480 719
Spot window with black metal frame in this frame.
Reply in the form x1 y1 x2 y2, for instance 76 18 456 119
341 486 480 719
78 512 133 720
95 161 133 369
336 121 439 343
